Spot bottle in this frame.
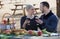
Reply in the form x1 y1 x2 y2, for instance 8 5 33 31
6 18 11 30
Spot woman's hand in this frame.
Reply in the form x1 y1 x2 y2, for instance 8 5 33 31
24 20 30 24
22 20 30 28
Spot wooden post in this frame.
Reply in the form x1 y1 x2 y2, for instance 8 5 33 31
57 0 60 17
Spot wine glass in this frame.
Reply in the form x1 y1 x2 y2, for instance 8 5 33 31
26 18 30 25
35 16 40 25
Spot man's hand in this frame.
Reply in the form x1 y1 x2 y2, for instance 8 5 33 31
35 19 43 24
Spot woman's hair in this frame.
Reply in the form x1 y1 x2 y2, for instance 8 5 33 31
25 5 34 11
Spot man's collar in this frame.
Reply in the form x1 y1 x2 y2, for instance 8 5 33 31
43 10 54 19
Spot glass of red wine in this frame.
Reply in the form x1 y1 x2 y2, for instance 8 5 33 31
26 17 30 25
35 16 40 25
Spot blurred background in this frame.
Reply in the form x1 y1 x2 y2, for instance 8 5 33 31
0 0 60 32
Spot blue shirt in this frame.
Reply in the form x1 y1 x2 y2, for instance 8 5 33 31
39 11 58 32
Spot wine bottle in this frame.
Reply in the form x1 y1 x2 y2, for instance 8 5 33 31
6 18 11 30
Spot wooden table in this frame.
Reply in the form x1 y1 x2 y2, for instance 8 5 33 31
0 34 60 39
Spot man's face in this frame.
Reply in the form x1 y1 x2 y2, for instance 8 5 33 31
40 3 45 13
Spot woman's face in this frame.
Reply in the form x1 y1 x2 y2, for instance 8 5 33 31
27 7 35 15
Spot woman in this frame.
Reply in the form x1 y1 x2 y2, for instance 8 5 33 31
20 5 39 30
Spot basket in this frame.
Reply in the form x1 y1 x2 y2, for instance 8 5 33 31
0 13 15 30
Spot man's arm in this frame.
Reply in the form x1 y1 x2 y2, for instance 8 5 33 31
44 15 58 32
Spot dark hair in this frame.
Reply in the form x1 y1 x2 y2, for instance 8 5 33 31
40 1 50 8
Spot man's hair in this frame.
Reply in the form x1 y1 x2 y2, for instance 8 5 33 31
40 1 50 9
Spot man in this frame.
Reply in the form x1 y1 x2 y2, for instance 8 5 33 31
36 1 58 32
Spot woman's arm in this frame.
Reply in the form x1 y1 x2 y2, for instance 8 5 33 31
20 16 30 29
20 16 26 29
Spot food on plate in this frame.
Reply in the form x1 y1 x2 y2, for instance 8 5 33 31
0 29 51 36
32 31 37 36
37 31 42 36
28 30 42 36
42 29 50 34
12 29 27 35
0 29 2 34
28 30 33 35
3 30 12 35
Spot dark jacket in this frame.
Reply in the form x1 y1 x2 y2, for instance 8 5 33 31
20 16 38 30
39 11 58 32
